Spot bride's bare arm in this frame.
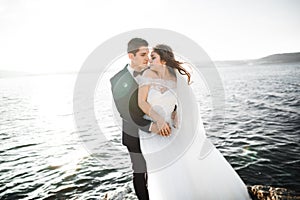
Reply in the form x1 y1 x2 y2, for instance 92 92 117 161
138 70 170 135
138 84 162 122
138 70 162 120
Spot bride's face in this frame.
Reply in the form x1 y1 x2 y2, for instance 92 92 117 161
150 52 165 72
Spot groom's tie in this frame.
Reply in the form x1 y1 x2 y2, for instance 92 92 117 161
133 70 143 77
133 67 149 77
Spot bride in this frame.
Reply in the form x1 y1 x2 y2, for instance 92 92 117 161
137 44 251 199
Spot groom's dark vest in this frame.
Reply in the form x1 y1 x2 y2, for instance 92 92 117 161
110 65 151 148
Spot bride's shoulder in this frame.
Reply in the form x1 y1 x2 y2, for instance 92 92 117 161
142 69 158 79
138 69 159 86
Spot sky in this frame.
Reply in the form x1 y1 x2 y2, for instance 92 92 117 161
0 0 299 73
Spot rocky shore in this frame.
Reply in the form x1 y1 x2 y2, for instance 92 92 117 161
102 184 300 200
248 185 300 200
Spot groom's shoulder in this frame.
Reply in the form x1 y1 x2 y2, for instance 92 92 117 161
110 65 128 84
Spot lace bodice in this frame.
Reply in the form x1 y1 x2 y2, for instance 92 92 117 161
138 77 177 123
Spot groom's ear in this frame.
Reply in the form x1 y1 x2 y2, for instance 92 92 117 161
128 53 134 60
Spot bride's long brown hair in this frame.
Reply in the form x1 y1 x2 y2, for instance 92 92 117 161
153 44 191 84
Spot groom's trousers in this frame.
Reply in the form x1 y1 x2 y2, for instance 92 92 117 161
127 145 149 200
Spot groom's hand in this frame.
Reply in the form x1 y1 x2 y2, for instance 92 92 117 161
150 122 171 136
157 118 171 137
159 123 171 136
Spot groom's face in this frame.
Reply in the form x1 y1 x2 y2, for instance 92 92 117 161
129 46 149 70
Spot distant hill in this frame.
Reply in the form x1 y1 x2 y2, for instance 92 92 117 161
215 52 300 66
256 52 300 64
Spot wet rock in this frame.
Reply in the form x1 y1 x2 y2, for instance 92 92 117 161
248 185 300 200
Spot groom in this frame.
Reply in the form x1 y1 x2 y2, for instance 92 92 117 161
110 38 171 200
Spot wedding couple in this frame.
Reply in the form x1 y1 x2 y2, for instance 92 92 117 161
110 38 251 199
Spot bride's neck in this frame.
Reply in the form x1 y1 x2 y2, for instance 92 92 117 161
158 67 169 79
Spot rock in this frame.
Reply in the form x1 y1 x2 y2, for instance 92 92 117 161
248 185 300 200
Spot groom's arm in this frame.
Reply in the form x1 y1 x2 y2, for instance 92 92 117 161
138 122 152 133
145 121 171 136
110 71 170 135
110 73 153 133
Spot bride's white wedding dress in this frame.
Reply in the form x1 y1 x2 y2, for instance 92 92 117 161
138 74 251 200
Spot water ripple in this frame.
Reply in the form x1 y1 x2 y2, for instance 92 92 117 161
0 65 299 199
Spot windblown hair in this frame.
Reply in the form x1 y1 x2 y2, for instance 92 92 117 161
153 44 191 84
127 38 148 55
